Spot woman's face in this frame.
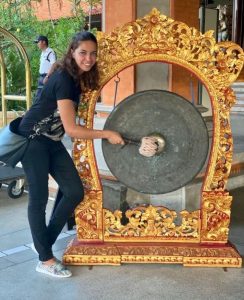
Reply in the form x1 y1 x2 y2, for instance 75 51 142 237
72 40 97 73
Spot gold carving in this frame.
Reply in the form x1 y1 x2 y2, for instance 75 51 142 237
96 9 243 88
66 9 244 267
75 191 103 241
205 87 235 191
104 205 200 242
63 240 120 265
73 91 102 191
118 244 239 258
201 191 232 243
63 240 241 267
73 91 103 240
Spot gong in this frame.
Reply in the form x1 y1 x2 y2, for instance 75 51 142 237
102 90 209 194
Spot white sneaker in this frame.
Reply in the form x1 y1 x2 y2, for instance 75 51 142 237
36 261 72 278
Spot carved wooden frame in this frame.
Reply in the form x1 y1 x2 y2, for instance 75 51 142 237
63 9 244 267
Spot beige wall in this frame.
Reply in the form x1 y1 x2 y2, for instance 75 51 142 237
136 0 170 92
136 0 170 17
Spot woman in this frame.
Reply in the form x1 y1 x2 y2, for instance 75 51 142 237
18 31 124 278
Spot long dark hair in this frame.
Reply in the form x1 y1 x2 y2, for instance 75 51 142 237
53 31 99 90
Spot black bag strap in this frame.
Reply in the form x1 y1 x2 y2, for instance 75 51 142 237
46 50 56 62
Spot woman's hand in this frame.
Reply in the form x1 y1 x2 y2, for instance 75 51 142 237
105 130 124 145
43 75 49 84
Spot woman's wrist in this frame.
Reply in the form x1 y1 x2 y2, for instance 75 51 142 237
101 130 111 139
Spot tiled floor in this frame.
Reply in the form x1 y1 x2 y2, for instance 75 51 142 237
0 183 244 300
0 190 74 270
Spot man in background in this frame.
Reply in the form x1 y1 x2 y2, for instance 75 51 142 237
34 35 56 102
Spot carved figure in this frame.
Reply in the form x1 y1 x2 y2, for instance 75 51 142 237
217 4 230 42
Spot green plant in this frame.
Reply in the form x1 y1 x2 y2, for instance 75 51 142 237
0 0 87 110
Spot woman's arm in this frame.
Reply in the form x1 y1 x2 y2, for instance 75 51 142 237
58 99 124 145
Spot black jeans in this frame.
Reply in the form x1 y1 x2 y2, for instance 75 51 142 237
21 136 84 261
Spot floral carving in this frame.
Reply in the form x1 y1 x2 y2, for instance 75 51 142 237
104 205 199 241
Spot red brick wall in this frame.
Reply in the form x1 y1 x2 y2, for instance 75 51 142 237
32 0 73 20
32 0 102 21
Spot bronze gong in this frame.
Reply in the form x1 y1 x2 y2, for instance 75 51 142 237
102 90 209 194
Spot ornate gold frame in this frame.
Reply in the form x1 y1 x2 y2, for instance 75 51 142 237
63 9 244 267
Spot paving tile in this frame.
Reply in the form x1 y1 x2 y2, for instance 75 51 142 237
6 249 37 264
0 257 15 270
2 245 29 255
235 245 244 257
56 232 70 240
65 229 77 235
52 236 74 252
0 229 33 251
0 252 6 258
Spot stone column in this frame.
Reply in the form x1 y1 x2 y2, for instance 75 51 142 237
232 0 244 48
232 0 244 81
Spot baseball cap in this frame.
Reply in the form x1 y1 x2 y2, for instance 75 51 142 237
34 35 48 44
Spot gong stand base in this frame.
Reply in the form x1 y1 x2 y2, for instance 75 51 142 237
63 239 241 268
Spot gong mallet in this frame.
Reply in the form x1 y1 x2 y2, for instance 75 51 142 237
122 133 165 157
